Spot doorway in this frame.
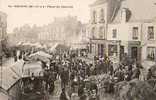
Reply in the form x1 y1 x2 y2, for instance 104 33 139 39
131 47 138 60
120 46 124 61
98 44 104 57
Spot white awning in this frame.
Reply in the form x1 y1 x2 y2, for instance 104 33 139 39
0 67 20 90
22 61 43 77
0 60 24 90
49 43 59 52
29 51 52 58
0 59 43 90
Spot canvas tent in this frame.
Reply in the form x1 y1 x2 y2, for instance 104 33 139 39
29 51 52 58
22 61 43 77
29 51 51 63
49 43 59 52
49 43 69 52
0 60 24 90
0 59 43 90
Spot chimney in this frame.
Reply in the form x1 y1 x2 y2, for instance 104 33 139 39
121 8 127 23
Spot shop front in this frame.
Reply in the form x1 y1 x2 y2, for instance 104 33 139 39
107 40 121 64
89 39 107 58
89 39 121 63
128 41 141 63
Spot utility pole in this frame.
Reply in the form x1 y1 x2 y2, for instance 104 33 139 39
0 55 2 87
0 39 3 87
0 38 4 88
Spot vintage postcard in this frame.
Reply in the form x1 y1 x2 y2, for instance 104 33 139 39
0 0 156 100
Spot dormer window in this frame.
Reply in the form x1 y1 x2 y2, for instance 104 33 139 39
121 8 126 23
121 8 131 23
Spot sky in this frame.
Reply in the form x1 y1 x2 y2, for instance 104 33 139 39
0 0 96 33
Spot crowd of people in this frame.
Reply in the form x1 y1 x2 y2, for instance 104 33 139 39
12 47 155 100
40 52 145 100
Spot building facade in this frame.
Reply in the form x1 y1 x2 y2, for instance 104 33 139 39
89 0 156 65
0 12 7 41
0 11 7 57
89 0 122 62
37 16 85 45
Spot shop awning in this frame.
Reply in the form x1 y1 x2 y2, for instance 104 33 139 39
0 67 20 90
0 60 24 90
22 61 43 77
70 45 86 50
49 43 59 52
29 51 52 58
0 59 43 90
29 51 51 63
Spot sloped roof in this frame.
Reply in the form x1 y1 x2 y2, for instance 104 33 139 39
33 51 52 58
112 0 156 23
23 61 43 77
0 60 24 90
90 0 107 7
49 43 59 51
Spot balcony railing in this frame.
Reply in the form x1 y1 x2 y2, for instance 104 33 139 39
91 21 97 24
132 37 138 40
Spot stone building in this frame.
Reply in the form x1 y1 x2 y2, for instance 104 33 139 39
0 11 7 41
0 11 7 57
89 0 121 62
89 0 156 64
38 16 86 46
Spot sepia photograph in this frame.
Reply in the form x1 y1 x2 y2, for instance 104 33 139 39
0 0 156 100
